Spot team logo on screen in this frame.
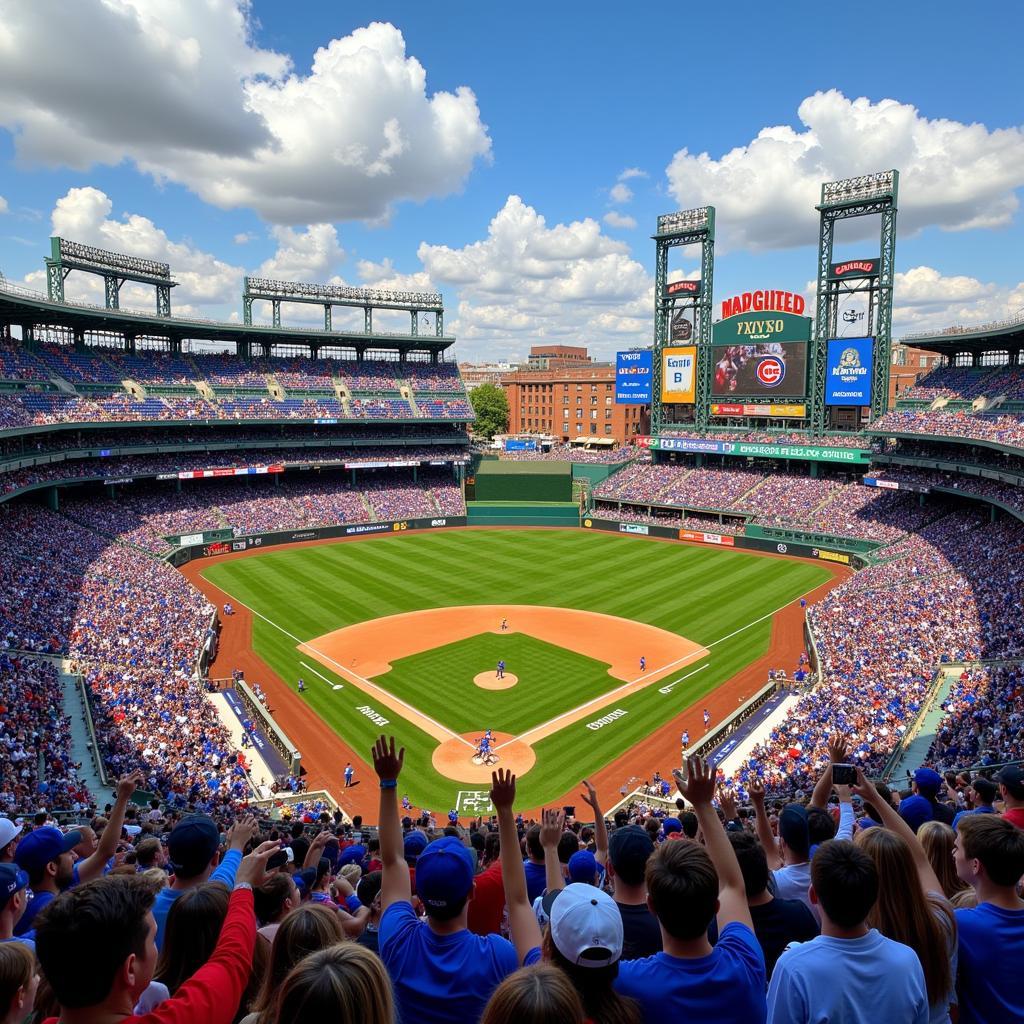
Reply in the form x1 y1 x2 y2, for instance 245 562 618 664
839 348 861 369
756 356 786 387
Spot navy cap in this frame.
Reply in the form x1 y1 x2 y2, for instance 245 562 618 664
778 804 810 857
166 814 220 876
995 765 1024 800
415 837 475 912
971 777 997 805
295 867 317 895
608 825 654 880
14 827 81 876
0 863 29 909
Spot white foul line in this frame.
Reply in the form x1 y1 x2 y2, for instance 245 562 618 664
657 663 709 694
300 661 344 691
232 599 475 748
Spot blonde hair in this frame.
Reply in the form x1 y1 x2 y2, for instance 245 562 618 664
917 821 970 900
482 964 585 1024
340 863 362 885
0 944 35 1019
272 943 393 1024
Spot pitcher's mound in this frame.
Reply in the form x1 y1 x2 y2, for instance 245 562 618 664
432 731 537 782
474 671 518 690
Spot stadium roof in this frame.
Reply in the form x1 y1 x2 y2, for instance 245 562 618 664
899 309 1024 357
0 279 454 355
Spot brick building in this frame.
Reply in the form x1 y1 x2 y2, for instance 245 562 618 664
526 344 591 370
502 363 649 443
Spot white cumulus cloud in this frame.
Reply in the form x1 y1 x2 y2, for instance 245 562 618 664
418 195 652 360
603 211 638 230
609 183 634 204
666 91 1024 250
0 4 491 224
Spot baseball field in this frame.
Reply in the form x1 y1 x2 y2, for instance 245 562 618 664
200 528 832 814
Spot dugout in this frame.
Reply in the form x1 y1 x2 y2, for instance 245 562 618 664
473 460 572 502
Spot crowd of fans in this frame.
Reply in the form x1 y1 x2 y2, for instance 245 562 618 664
658 428 872 450
871 408 1024 451
897 362 1024 401
0 738 1019 1024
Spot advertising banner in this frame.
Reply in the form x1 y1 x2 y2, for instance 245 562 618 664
615 350 653 404
712 342 808 398
504 439 538 451
710 403 807 418
828 258 879 280
862 477 931 494
679 530 735 546
815 548 851 565
641 435 871 464
661 346 697 403
826 338 874 406
665 279 702 298
619 522 649 535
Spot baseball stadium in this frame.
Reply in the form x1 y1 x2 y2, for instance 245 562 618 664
2 24 1024 1020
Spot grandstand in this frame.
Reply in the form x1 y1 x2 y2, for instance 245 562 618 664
3 189 1023 1024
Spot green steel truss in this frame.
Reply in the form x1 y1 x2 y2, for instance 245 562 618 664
810 171 898 431
652 207 715 433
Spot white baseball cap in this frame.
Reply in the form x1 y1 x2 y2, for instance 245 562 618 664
0 818 22 849
548 882 623 968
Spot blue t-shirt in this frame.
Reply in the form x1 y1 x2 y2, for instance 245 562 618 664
955 902 1024 1024
0 935 35 953
379 901 518 1024
767 930 928 1024
615 922 767 1024
523 860 547 904
152 848 241 949
13 890 54 937
951 806 996 831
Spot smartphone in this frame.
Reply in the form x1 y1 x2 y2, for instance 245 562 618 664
832 763 857 786
267 849 289 870
563 806 576 818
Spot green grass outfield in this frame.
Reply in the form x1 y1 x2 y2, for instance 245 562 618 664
202 529 830 810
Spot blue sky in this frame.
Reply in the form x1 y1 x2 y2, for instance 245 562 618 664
0 1 1022 359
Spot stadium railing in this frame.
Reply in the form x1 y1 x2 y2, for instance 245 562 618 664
686 679 780 761
250 788 348 824
237 680 302 776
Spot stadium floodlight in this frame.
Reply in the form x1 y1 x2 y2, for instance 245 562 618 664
656 207 711 236
245 276 443 310
57 238 173 281
820 171 897 207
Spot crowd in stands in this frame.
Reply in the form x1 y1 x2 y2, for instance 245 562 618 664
496 444 639 464
0 736 1020 1024
929 665 1024 769
871 467 1024 519
871 408 1024 451
658 428 871 450
897 362 1024 402
730 508 1024 800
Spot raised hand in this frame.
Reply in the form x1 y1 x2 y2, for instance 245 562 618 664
489 768 516 812
227 813 258 850
717 786 738 821
235 839 281 888
827 734 848 765
673 755 715 807
539 806 565 849
371 735 405 783
579 779 600 812
748 777 766 804
116 769 145 801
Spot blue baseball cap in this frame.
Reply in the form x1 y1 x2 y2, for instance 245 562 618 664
403 831 429 861
899 795 934 833
414 837 475 912
568 850 601 884
913 768 943 795
166 814 220 876
14 827 82 876
661 818 682 837
339 844 366 867
0 863 29 909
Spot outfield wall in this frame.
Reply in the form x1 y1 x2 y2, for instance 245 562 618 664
474 460 572 502
467 503 579 527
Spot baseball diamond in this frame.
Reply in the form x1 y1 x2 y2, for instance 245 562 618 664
194 527 837 814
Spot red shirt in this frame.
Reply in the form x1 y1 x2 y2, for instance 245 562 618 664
467 860 505 936
1004 807 1024 830
45 888 255 1024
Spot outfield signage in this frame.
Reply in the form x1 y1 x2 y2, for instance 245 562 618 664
825 337 874 406
661 346 697 403
665 279 702 298
619 522 649 535
679 530 735 546
828 258 879 280
863 477 931 493
720 290 806 320
615 350 653 404
638 435 871 464
504 439 538 451
157 465 284 480
711 403 807 418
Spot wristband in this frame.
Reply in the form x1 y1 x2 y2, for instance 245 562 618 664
379 779 398 789
345 894 362 913
233 882 253 892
